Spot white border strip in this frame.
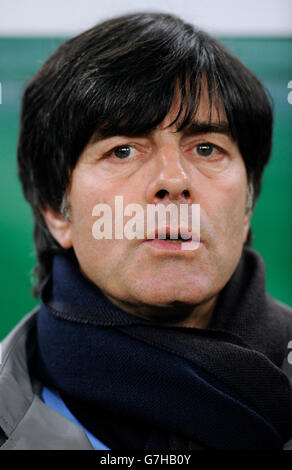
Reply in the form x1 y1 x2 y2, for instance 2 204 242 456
0 0 291 37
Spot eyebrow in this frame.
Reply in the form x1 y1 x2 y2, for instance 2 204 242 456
135 121 233 140
92 120 232 144
183 121 232 137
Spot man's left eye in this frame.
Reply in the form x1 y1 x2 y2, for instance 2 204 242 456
195 143 215 157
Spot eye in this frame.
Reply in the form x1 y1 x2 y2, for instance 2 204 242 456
111 145 134 159
195 143 215 157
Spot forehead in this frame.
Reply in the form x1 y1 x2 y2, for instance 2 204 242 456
158 81 228 132
88 76 230 146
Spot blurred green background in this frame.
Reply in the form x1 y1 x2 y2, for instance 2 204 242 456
0 37 291 339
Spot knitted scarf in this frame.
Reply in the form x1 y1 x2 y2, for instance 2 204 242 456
35 246 292 450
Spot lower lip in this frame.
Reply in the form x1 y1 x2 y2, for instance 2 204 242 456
143 239 200 251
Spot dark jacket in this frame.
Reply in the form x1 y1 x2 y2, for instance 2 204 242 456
1 303 292 450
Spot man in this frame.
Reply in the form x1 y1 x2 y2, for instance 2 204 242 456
1 12 292 450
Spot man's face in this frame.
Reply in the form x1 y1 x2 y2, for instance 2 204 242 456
52 89 251 325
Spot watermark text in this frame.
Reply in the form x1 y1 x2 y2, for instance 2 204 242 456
92 197 200 251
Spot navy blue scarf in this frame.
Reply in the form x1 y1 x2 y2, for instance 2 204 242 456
35 246 292 450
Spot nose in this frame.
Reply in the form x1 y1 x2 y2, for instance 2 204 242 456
145 145 195 204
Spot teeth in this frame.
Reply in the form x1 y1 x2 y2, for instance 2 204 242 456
158 237 184 242
156 231 189 241
157 235 180 240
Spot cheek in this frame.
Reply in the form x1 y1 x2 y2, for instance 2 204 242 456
69 174 102 251
70 169 114 226
203 172 249 243
225 198 249 247
68 171 131 261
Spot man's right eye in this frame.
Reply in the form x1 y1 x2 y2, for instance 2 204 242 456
112 145 134 159
103 143 145 162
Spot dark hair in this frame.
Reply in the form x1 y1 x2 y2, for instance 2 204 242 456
17 12 273 296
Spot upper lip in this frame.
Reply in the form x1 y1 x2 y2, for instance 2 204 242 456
145 226 195 240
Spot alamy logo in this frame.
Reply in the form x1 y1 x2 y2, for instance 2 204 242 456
288 340 292 364
288 81 292 105
92 196 200 251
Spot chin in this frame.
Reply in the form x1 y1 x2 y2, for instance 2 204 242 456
129 277 213 308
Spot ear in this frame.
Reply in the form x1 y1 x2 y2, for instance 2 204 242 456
41 207 73 249
243 212 252 244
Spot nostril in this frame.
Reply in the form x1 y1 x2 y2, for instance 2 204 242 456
156 189 168 199
182 189 190 198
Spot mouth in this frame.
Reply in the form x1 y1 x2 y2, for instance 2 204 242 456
143 227 200 252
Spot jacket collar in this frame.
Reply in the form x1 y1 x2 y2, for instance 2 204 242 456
0 310 93 450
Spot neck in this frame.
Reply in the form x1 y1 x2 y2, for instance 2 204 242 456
102 292 218 329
